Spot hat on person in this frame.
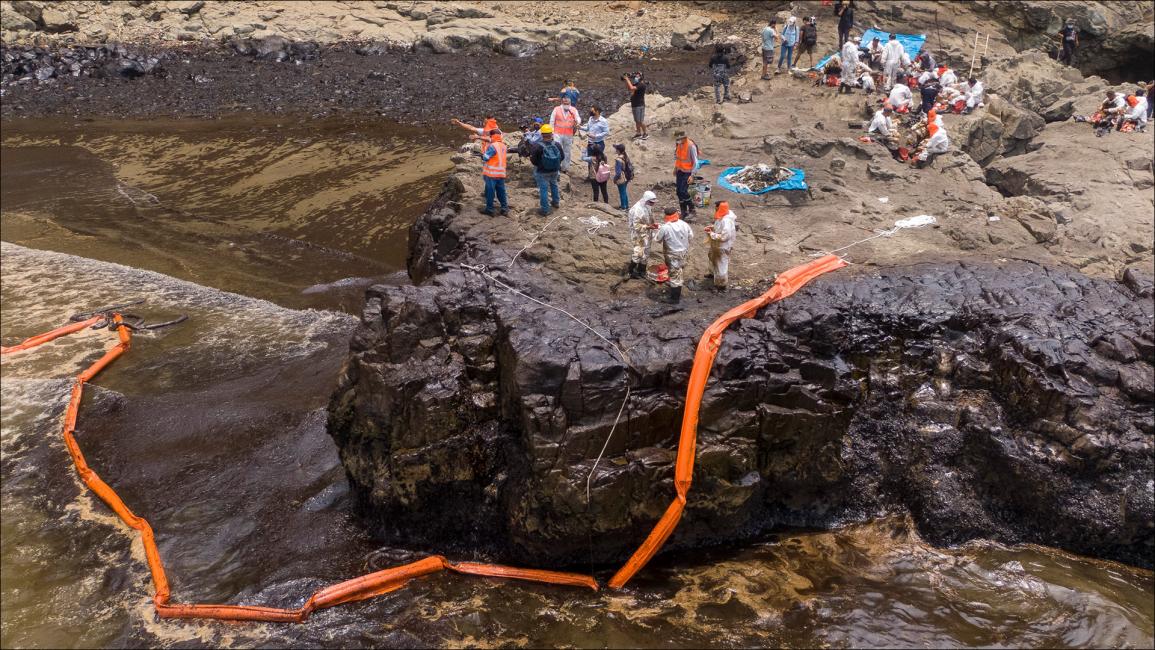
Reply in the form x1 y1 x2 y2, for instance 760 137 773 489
674 130 687 138
540 124 553 134
714 201 730 219
613 143 627 154
787 16 797 24
663 207 680 221
533 117 543 124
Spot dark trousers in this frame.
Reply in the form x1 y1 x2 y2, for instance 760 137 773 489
589 179 609 202
839 26 851 48
1060 41 1077 66
675 170 694 217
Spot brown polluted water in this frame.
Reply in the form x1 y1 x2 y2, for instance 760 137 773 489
1 119 1152 648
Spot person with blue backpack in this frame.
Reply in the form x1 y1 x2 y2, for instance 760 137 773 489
529 124 565 216
612 143 633 210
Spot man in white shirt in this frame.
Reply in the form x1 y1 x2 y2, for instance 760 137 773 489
882 33 906 90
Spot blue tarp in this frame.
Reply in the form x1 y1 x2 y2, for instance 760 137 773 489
717 167 807 195
812 29 927 71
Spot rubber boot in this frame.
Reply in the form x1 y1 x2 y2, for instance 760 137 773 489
668 286 682 304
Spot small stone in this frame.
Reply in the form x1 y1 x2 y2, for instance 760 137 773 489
179 0 204 15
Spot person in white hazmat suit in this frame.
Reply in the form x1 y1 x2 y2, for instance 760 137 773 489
882 33 906 90
705 201 737 291
652 206 693 303
627 190 657 279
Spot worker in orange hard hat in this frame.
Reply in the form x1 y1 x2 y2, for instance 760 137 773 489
652 206 694 303
479 130 509 216
704 201 736 291
452 115 499 143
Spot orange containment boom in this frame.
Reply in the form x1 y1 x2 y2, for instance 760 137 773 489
1 312 596 625
2 254 844 622
609 254 847 589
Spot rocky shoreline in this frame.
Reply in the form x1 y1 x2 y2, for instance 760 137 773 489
3 0 1151 573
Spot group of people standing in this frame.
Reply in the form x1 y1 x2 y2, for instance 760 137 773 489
453 73 652 218
759 15 818 78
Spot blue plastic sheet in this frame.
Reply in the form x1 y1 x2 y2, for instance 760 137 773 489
717 167 807 195
813 29 927 71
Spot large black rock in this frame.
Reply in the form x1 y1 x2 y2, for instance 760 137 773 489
329 194 1154 570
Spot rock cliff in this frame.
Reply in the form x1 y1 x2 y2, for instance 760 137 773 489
330 205 1154 567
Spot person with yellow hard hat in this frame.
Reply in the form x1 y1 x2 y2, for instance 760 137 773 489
528 124 565 216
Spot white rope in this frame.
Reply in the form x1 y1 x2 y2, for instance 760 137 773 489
457 262 632 504
579 215 614 235
813 215 937 257
116 184 160 206
507 213 564 269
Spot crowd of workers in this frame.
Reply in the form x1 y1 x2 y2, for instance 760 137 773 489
446 3 1150 305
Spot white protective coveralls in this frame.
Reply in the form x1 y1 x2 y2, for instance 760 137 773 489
882 38 906 89
841 40 860 68
707 206 737 288
1125 96 1149 126
653 216 694 288
964 80 985 110
918 126 950 162
628 190 658 265
888 83 913 111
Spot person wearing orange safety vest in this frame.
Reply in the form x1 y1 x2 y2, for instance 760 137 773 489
705 201 736 290
549 96 581 172
652 206 694 303
673 130 699 221
480 130 509 216
452 116 499 144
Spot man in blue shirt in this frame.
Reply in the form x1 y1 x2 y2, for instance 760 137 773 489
550 80 581 107
579 105 609 158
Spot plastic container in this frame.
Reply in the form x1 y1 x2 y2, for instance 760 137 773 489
690 179 712 208
646 263 669 283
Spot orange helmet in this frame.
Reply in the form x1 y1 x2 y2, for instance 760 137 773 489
1126 95 1139 107
714 201 730 219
